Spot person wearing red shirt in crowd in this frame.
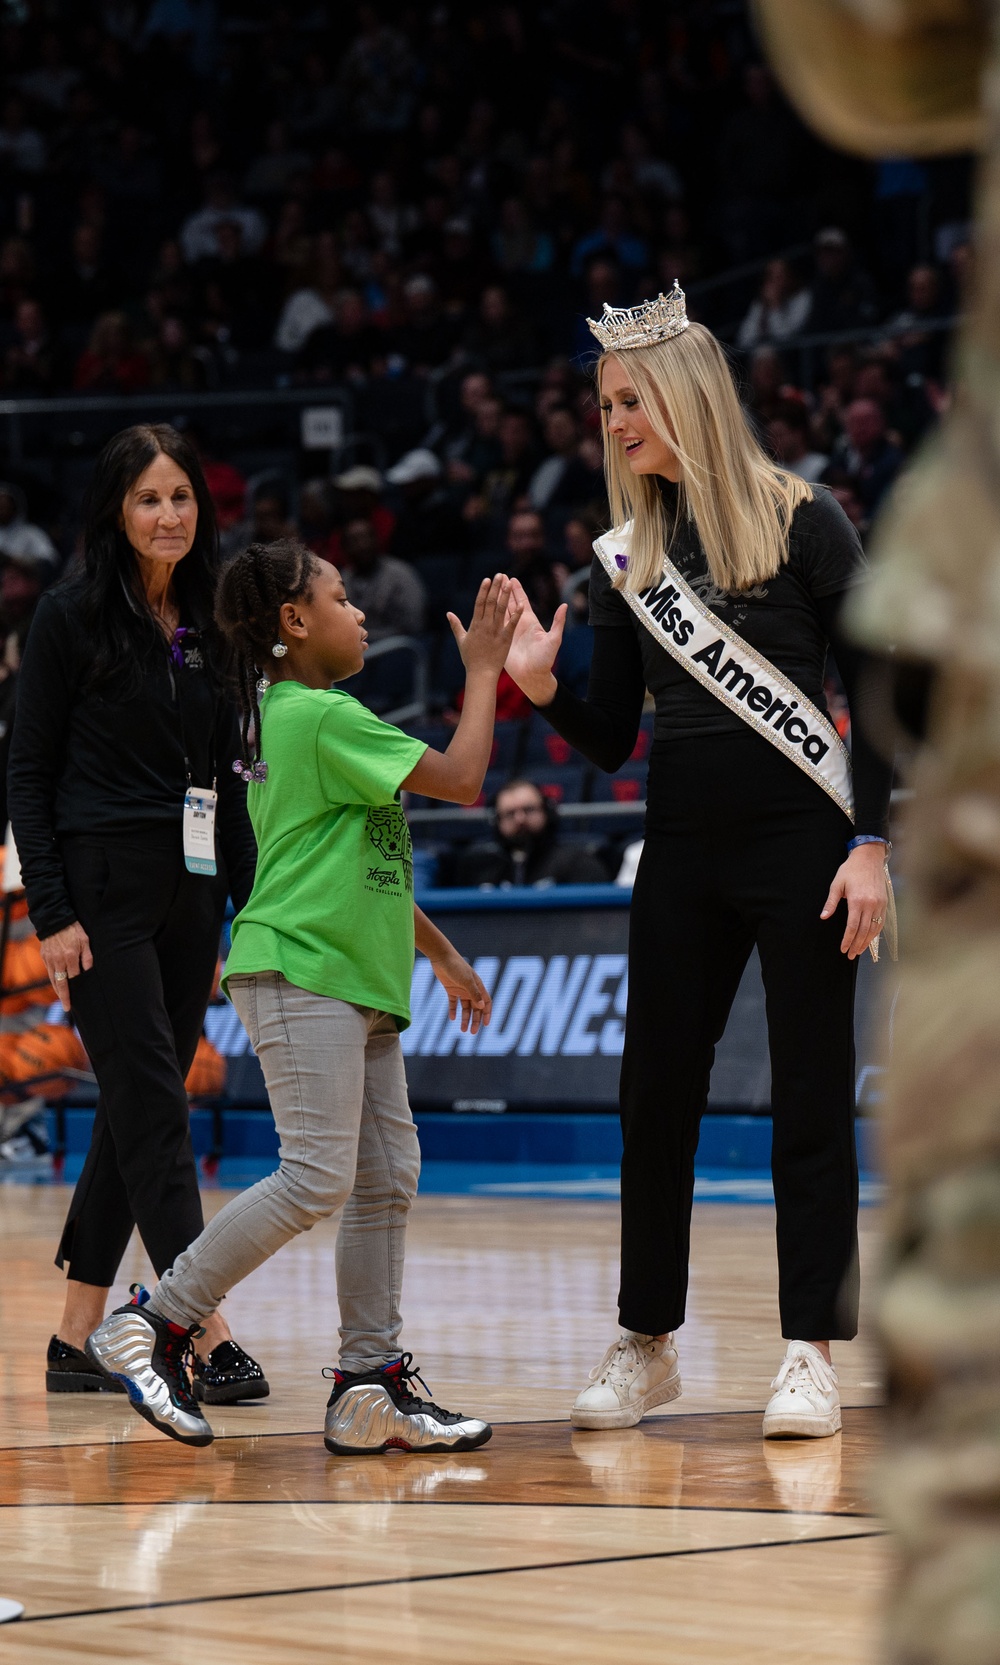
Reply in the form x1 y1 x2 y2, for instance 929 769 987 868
73 311 150 395
183 428 247 533
198 456 246 532
449 668 532 726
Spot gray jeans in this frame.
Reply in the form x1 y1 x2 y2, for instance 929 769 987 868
149 973 420 1374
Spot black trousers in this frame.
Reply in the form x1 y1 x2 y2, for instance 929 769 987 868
56 832 226 1286
620 732 860 1341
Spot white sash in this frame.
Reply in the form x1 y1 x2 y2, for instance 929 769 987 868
593 528 855 821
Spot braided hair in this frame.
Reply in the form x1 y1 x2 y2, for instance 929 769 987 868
215 539 318 778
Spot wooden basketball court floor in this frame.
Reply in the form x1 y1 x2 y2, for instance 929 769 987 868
0 1185 888 1662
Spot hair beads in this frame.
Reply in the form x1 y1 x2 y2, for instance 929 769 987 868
232 758 269 785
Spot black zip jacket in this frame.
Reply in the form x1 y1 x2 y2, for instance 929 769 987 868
8 588 257 940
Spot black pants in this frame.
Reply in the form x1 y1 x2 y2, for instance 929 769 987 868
620 732 860 1341
56 832 226 1286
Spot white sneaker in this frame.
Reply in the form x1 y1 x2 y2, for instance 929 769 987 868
763 1341 842 1439
570 1331 681 1430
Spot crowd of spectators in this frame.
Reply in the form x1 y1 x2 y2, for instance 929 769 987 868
0 3 971 399
0 1 976 879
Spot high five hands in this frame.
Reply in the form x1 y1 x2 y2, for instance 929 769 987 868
447 574 524 675
502 577 567 706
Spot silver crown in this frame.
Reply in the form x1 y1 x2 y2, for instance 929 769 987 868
586 281 689 353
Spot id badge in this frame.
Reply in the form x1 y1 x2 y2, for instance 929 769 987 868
182 787 218 876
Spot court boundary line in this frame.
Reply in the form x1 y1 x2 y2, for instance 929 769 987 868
0 1500 882 1518
10 1528 889 1626
0 1402 881 1457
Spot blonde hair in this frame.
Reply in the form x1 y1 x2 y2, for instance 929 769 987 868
598 322 813 594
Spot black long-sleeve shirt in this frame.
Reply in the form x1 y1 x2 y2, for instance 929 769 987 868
544 487 892 839
8 588 257 940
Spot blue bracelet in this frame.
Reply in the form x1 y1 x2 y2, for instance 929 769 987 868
847 835 891 855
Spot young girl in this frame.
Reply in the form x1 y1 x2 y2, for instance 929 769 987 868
87 540 519 1451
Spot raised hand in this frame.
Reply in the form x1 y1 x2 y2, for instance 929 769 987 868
504 577 567 706
447 574 522 677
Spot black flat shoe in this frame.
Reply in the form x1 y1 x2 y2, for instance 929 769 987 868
46 1334 126 1394
191 1340 269 1404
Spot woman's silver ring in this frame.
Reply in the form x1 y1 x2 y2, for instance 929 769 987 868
872 917 882 927
52 971 68 982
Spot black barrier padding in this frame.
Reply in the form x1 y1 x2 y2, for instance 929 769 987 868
208 904 892 1114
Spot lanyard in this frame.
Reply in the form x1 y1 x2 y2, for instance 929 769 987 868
166 629 220 878
165 629 217 795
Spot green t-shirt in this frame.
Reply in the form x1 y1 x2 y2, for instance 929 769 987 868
224 681 427 1027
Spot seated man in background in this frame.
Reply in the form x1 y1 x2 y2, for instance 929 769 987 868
447 778 608 889
221 477 297 558
326 465 395 563
0 483 58 571
765 400 829 483
830 396 904 517
337 516 426 639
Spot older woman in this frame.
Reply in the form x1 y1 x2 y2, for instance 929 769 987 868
9 423 267 1405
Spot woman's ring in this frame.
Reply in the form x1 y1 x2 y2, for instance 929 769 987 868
52 971 68 982
872 916 882 927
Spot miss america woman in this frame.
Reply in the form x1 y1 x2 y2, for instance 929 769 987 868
505 284 892 1437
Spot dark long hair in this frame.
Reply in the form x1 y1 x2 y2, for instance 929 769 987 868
69 423 220 691
214 539 318 768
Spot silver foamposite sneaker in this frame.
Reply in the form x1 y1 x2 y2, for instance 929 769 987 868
323 1353 492 1455
86 1286 213 1447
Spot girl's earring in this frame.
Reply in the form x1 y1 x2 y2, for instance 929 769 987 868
271 641 288 658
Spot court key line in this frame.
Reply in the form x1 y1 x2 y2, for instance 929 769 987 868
12 1529 888 1626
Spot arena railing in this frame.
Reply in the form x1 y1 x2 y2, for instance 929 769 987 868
432 314 960 421
733 315 959 388
406 786 913 833
0 385 357 466
0 313 959 469
686 242 814 309
366 634 431 727
407 800 646 830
